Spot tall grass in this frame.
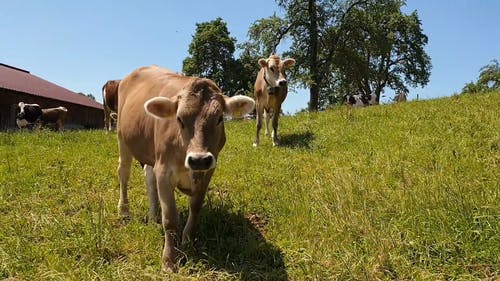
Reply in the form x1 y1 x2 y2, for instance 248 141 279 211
0 92 498 280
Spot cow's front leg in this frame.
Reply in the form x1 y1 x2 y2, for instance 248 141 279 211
272 108 280 146
264 110 271 136
182 171 211 244
155 166 180 272
144 165 160 223
117 140 133 218
253 105 264 147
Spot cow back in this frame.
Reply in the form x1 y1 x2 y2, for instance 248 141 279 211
103 80 120 112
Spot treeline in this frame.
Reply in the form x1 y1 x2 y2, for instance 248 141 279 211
182 0 432 111
461 59 500 94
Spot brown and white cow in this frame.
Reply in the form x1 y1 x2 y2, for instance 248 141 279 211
394 91 408 103
102 79 120 131
253 54 295 147
16 102 68 131
116 65 254 271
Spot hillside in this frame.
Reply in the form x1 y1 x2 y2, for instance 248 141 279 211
0 92 498 280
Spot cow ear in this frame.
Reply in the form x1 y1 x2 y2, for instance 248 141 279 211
223 95 255 118
144 97 177 119
258 59 268 68
283 58 296 68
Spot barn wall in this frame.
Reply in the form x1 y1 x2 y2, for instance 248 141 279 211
0 88 104 129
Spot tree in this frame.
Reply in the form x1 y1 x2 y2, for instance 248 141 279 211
182 18 238 94
477 59 500 91
461 59 500 94
333 0 431 104
242 0 431 111
77 92 96 101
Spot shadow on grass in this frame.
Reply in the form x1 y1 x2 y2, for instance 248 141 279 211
181 204 288 280
279 130 314 149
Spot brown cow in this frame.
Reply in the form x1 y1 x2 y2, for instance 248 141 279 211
253 55 295 147
394 91 408 103
116 65 255 271
16 102 68 131
102 79 120 131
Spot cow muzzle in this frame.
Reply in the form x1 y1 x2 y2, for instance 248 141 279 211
185 152 216 171
278 79 287 87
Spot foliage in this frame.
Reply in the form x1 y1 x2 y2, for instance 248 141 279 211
77 92 96 101
242 0 431 111
462 59 500 94
1 92 499 280
334 0 431 103
182 18 239 94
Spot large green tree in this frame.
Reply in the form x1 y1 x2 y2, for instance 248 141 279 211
334 0 431 104
243 0 365 111
242 0 431 110
182 18 238 94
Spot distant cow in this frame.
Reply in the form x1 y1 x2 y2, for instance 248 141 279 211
344 93 378 107
116 65 254 271
16 102 68 131
394 91 408 103
253 54 295 147
102 79 120 131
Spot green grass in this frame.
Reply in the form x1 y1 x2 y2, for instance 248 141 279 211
1 92 498 280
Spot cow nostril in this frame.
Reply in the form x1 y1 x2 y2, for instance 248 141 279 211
187 154 214 170
279 80 287 86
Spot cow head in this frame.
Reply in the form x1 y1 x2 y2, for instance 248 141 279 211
144 79 255 172
258 55 296 94
16 102 42 126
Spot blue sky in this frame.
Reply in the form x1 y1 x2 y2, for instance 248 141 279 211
1 0 498 114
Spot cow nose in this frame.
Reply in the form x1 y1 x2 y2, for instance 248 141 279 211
278 80 287 87
186 153 215 171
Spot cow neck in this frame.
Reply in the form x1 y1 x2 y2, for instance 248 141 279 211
263 70 276 95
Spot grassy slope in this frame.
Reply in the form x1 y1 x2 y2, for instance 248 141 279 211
0 92 498 280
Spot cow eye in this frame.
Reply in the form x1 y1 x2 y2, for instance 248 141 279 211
177 117 184 129
217 115 223 125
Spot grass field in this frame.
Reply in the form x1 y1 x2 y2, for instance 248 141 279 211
0 92 498 280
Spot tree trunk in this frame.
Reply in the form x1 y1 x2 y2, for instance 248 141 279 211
308 0 319 112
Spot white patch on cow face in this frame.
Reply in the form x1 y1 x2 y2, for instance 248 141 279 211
16 119 28 128
259 56 295 89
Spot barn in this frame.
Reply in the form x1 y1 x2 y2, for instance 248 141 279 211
0 63 104 130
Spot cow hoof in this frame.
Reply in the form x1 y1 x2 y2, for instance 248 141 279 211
118 202 130 217
162 261 178 273
253 142 258 147
272 142 279 147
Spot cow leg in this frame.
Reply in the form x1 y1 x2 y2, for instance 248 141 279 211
155 166 180 272
253 104 264 147
104 107 111 131
182 172 211 244
264 109 271 136
144 165 160 223
56 119 64 132
117 139 133 218
272 107 280 146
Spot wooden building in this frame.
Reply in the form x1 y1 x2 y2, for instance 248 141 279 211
0 63 104 130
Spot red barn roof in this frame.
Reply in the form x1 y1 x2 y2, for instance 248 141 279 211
0 63 102 109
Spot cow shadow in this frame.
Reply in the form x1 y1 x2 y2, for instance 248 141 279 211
279 130 314 149
180 204 288 280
